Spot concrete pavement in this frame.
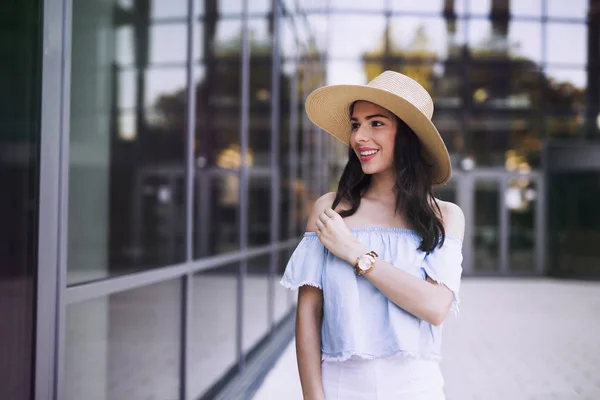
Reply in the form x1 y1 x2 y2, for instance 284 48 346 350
253 278 600 400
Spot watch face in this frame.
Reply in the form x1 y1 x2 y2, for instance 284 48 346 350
358 256 372 270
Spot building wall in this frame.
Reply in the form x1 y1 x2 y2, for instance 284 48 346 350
3 1 600 399
0 0 42 399
46 0 331 399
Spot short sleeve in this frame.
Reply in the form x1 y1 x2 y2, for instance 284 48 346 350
421 236 463 316
280 233 326 290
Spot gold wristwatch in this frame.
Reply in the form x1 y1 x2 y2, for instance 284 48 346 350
354 251 378 275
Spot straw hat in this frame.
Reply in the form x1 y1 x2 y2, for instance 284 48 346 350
305 70 452 185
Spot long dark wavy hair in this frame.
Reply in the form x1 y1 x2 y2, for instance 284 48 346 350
331 102 445 253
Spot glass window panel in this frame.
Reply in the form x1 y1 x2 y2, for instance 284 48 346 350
191 264 238 398
116 26 135 65
474 179 500 272
389 17 466 60
243 254 271 353
508 177 537 272
547 0 588 20
117 69 136 109
391 0 447 13
69 0 187 285
470 65 543 110
248 19 273 168
545 68 586 113
282 17 298 58
150 24 188 63
469 20 542 64
195 0 204 15
329 15 387 59
194 169 240 257
432 113 463 154
467 0 541 17
301 0 326 11
279 63 295 240
64 280 181 400
467 113 542 168
0 0 41 397
249 175 272 246
510 0 542 17
546 23 587 65
327 60 369 85
248 0 270 13
219 0 243 14
151 0 187 18
144 67 187 107
468 0 492 15
332 0 385 11
548 172 600 277
546 115 585 139
306 15 329 54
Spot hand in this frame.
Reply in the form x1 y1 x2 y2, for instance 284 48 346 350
315 208 369 265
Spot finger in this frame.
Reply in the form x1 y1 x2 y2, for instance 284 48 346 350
318 212 329 224
315 219 324 231
324 207 337 218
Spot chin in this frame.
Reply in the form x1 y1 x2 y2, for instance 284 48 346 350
361 165 383 175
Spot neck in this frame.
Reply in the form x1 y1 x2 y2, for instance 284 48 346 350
366 169 396 202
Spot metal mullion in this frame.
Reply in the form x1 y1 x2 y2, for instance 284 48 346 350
268 0 282 332
499 175 510 274
36 0 66 397
237 0 250 371
65 263 189 304
181 0 196 398
63 240 301 305
55 0 73 398
535 174 546 275
301 60 311 220
287 58 300 309
289 59 299 240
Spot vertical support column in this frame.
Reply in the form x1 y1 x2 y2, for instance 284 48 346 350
37 0 66 397
237 0 250 371
499 175 509 274
55 0 73 398
535 173 547 275
182 0 196 398
457 172 474 274
268 0 282 331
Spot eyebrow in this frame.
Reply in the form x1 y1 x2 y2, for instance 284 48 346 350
350 114 391 121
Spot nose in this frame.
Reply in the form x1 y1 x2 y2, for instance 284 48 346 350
353 124 370 143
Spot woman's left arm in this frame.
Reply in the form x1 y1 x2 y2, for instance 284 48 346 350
315 203 465 326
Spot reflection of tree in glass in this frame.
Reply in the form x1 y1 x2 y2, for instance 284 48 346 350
361 21 586 167
145 28 294 168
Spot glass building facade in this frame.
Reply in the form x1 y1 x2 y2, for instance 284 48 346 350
1 0 600 399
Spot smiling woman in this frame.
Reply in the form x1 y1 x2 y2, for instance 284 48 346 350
281 71 464 399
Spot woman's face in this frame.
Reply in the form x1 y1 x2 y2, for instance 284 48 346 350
350 101 398 176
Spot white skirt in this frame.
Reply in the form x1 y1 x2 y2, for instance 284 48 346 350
321 355 445 400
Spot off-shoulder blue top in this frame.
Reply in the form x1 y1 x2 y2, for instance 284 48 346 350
280 227 463 362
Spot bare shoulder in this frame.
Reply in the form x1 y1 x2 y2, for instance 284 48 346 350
435 199 465 242
305 192 337 232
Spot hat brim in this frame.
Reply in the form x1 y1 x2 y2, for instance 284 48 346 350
305 84 452 185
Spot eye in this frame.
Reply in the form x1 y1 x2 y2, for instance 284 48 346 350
351 122 360 130
372 120 384 127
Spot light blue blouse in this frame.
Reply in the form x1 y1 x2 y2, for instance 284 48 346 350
280 227 463 362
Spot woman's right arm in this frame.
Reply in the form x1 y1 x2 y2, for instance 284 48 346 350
295 192 336 400
296 286 325 400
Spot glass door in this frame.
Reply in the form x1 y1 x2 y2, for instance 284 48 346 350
457 170 544 275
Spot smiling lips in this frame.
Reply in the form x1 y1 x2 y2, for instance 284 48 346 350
358 147 379 162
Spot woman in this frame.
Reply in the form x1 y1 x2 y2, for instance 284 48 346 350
281 71 465 400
